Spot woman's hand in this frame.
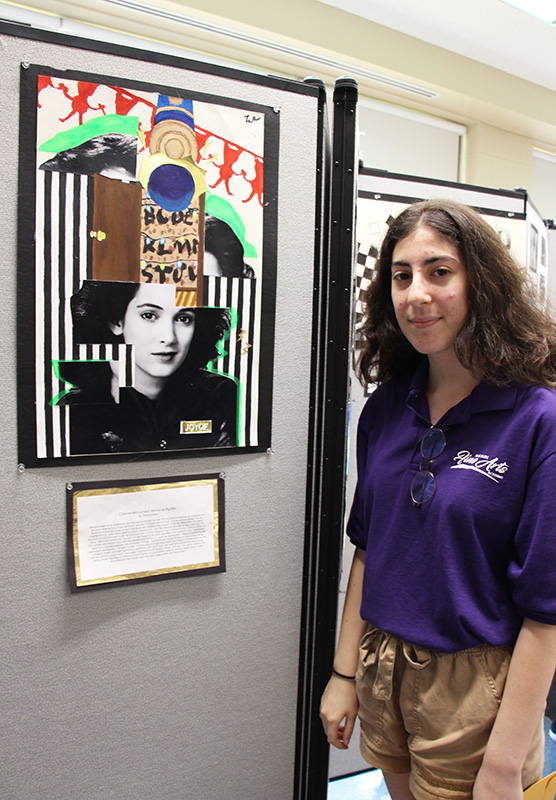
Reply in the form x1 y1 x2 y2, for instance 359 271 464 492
319 675 359 749
320 548 367 750
473 761 523 800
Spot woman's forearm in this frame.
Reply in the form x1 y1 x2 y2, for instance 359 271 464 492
320 546 368 749
333 546 368 675
474 619 556 798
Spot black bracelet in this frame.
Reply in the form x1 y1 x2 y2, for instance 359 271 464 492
332 667 356 681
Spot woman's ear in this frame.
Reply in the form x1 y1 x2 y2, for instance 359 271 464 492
108 319 124 337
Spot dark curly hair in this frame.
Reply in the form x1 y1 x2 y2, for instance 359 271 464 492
359 199 556 388
70 280 232 373
204 216 255 278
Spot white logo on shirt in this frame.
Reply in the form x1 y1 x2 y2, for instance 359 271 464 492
451 451 509 483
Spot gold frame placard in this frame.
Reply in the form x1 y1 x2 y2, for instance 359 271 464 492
67 474 224 592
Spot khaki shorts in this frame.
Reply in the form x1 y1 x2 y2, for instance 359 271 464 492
356 626 544 800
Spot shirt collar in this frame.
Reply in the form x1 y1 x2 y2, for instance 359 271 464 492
406 359 517 426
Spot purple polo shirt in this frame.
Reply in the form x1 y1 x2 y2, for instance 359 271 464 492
347 360 556 651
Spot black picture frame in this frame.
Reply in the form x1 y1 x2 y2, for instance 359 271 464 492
66 472 225 592
17 63 279 466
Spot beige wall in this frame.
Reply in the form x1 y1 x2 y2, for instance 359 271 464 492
464 124 535 192
532 153 556 221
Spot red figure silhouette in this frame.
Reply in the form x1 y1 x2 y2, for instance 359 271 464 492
195 128 211 152
37 75 56 107
56 81 106 125
197 129 263 206
243 156 263 205
209 140 243 194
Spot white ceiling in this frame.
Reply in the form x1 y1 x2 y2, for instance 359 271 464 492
317 0 556 92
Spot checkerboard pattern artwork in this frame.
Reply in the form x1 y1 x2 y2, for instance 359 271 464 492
354 242 378 341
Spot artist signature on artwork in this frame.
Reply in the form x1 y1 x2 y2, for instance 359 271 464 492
451 451 509 483
244 114 261 123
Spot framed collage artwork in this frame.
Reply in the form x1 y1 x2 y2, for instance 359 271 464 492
17 65 278 465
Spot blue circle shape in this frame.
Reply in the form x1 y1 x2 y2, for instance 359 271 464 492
148 163 195 212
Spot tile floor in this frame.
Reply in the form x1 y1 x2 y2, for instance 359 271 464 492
328 716 556 800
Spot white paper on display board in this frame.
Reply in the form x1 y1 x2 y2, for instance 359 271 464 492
75 482 217 583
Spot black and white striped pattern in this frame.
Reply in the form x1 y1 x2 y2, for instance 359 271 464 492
35 170 93 459
203 276 259 448
72 343 135 387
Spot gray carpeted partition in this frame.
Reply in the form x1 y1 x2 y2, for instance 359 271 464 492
0 23 321 800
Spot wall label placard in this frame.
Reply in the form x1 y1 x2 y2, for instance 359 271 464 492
67 473 225 591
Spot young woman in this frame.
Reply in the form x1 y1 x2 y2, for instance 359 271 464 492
58 281 237 454
320 199 556 800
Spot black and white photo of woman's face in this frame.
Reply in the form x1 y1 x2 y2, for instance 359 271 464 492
109 284 196 388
